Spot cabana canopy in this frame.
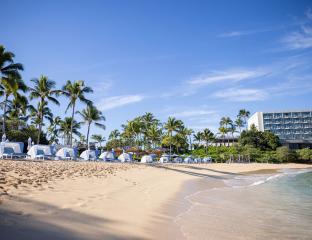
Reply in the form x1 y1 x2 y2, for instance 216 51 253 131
141 155 153 163
27 145 53 159
99 151 115 161
80 150 96 161
56 147 75 160
118 153 132 162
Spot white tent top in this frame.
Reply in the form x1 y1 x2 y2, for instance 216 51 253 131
141 155 153 163
0 142 24 154
27 145 53 159
99 151 115 160
118 153 132 162
159 156 169 163
80 150 96 160
184 157 193 163
56 147 75 159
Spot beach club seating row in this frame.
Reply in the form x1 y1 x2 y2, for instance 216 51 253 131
0 142 213 163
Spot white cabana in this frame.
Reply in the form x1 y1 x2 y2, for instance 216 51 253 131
99 151 115 161
159 156 169 163
141 155 153 163
27 145 54 160
80 150 97 161
202 157 212 163
0 142 25 159
118 153 132 162
174 157 183 163
56 147 75 160
184 157 193 163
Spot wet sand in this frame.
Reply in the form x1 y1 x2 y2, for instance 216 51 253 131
0 160 310 239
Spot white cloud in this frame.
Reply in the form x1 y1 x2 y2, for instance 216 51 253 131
219 29 268 38
188 69 267 86
213 88 267 102
306 8 312 20
97 95 144 111
281 10 312 50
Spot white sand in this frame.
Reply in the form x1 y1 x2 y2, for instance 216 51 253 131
0 161 310 239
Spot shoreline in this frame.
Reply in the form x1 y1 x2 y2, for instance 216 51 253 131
0 161 311 239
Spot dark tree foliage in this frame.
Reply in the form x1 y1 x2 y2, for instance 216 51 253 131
238 125 280 150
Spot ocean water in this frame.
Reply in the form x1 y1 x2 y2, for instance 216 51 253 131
174 169 312 240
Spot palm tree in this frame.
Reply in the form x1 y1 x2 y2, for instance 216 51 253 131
238 109 250 130
29 75 60 143
218 126 228 146
235 117 244 134
8 94 31 129
47 116 61 144
59 117 81 145
229 123 237 144
164 117 183 157
0 76 27 134
220 117 233 146
127 119 142 149
29 101 53 141
201 128 214 153
62 80 93 147
193 131 203 148
109 129 120 141
77 105 105 149
0 45 23 79
91 134 106 148
146 124 162 149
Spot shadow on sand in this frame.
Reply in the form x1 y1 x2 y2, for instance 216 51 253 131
0 196 145 240
150 164 241 179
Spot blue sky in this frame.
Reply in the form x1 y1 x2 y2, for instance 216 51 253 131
1 0 312 139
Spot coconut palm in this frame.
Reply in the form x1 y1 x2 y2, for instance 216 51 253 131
91 134 106 148
77 105 105 149
235 117 244 134
0 45 23 79
238 109 250 130
109 129 120 141
193 132 203 148
62 80 93 146
47 116 61 144
8 94 31 129
220 117 233 146
59 117 81 145
164 117 183 157
127 119 142 148
179 126 194 151
201 128 214 153
218 126 228 146
0 76 27 134
29 75 60 143
29 101 53 141
229 123 237 143
146 124 162 149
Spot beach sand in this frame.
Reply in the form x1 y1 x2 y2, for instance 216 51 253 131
0 160 310 239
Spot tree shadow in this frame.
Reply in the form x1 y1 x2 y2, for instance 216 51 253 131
179 165 241 175
150 164 238 179
0 196 146 240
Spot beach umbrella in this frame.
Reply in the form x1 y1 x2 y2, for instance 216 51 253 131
2 134 6 142
27 137 32 150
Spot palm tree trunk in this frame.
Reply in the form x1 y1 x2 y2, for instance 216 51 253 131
2 95 8 135
37 123 42 144
169 131 172 160
86 122 91 149
70 102 76 147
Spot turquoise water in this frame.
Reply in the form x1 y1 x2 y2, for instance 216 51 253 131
175 169 312 240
